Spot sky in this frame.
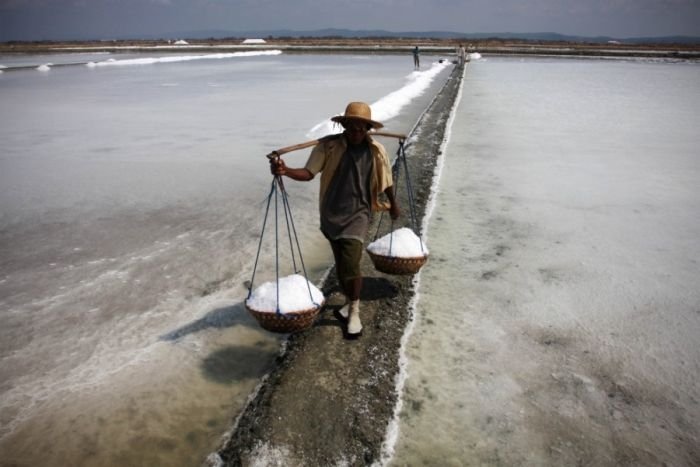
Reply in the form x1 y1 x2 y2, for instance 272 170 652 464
1 0 699 42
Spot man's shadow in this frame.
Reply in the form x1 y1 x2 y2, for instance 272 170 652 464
200 342 278 384
160 276 398 337
160 301 258 341
359 276 400 301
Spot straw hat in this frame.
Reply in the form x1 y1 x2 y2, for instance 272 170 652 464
331 102 384 129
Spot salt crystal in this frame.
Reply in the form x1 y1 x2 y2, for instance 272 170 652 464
367 227 428 258
246 274 324 314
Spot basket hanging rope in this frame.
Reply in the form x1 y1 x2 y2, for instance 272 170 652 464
246 171 323 333
246 132 411 331
368 139 428 275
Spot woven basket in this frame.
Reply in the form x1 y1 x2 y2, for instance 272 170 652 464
246 302 323 333
367 250 428 275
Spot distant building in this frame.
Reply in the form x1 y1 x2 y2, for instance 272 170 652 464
242 38 266 44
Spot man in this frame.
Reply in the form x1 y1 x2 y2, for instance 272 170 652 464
412 46 420 69
270 102 400 338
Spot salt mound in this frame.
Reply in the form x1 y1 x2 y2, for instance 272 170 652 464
367 227 428 258
469 52 482 60
246 274 324 314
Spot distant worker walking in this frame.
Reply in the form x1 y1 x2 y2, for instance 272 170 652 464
412 46 420 69
458 44 466 65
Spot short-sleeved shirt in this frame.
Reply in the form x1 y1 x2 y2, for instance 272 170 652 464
319 141 373 241
304 133 393 213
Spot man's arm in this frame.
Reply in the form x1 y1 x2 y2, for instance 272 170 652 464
384 185 400 220
270 158 314 181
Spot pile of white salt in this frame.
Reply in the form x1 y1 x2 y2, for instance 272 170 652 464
367 227 428 258
246 274 324 314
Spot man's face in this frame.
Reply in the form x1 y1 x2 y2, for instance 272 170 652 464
344 120 369 145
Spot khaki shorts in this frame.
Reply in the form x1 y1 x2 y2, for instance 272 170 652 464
328 238 363 284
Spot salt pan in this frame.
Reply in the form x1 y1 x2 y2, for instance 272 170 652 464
367 227 428 258
246 274 324 314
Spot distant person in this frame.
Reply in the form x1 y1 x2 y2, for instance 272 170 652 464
458 44 467 65
412 46 420 69
269 102 400 338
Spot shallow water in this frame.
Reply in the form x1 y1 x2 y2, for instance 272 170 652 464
0 52 451 466
390 58 700 465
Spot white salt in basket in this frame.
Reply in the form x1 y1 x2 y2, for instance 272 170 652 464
245 274 325 333
366 228 429 275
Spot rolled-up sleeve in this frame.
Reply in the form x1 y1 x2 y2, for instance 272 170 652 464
370 140 394 211
375 148 393 193
304 144 326 176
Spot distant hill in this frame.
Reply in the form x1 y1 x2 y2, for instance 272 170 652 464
154 28 700 45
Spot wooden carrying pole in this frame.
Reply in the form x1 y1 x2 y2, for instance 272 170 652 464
266 131 408 160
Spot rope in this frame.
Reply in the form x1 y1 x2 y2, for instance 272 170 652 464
372 139 425 256
399 142 425 254
388 145 402 257
247 179 277 299
399 141 426 254
274 177 280 314
372 144 402 250
278 177 320 309
248 168 321 319
280 177 299 273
